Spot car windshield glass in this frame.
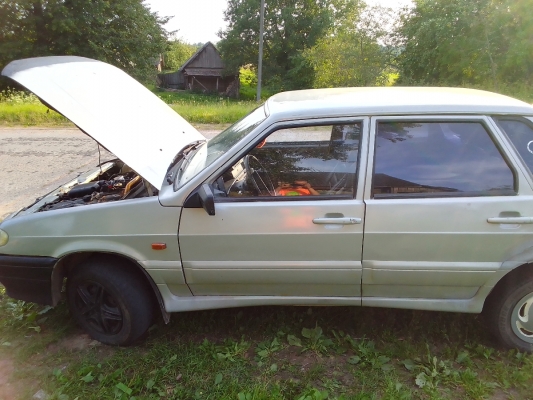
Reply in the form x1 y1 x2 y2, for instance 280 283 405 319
175 105 267 190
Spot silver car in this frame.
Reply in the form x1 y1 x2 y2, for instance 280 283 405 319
1 57 533 350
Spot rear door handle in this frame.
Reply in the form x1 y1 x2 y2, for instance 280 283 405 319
487 217 533 224
312 217 362 225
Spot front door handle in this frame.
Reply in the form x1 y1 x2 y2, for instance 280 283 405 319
312 217 362 225
487 217 533 224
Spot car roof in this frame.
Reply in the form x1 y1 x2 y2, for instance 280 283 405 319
265 87 533 120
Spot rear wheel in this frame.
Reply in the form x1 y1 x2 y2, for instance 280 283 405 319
485 276 533 352
67 257 153 346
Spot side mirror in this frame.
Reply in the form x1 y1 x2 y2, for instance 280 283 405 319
198 184 215 216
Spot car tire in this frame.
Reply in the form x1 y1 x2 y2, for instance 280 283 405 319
485 274 533 353
67 257 153 346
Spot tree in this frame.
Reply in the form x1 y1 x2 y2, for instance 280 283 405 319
217 0 359 90
496 0 533 87
303 5 396 88
163 39 198 71
395 0 532 90
0 0 169 82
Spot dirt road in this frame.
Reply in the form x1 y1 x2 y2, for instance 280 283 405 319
0 126 222 219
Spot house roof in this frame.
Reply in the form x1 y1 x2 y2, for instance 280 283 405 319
178 42 224 75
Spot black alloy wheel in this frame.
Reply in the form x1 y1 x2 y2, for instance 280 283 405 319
73 280 124 336
67 256 154 346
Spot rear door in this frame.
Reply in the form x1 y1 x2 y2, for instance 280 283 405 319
362 116 533 302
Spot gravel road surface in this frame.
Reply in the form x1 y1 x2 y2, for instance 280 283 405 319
0 126 222 219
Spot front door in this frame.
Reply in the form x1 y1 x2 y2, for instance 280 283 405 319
179 120 367 297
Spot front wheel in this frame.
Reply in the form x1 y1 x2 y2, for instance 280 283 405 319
67 257 154 346
485 277 533 352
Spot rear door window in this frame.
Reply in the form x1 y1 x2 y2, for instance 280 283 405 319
372 120 515 198
493 117 533 176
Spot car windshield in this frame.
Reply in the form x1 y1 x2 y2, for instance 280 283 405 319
175 105 267 190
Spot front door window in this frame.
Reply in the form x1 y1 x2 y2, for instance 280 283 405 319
215 123 362 199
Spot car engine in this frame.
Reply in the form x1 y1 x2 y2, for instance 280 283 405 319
38 161 157 212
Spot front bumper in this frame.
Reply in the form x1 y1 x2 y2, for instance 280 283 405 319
0 254 58 305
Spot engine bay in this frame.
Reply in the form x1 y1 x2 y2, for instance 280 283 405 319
38 161 157 212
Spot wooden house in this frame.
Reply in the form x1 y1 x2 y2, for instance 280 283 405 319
157 42 238 96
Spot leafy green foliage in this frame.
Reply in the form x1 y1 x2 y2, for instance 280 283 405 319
1 297 52 332
403 349 457 390
238 65 273 100
0 89 40 105
296 387 329 400
303 5 397 88
346 338 393 371
0 0 169 83
395 0 533 91
163 39 198 72
200 337 250 362
218 0 358 91
287 326 334 354
255 336 283 361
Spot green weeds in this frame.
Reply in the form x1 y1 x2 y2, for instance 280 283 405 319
1 291 533 399
287 326 334 355
0 89 41 104
0 287 53 333
347 338 393 372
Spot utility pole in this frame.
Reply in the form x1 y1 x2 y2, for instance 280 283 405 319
256 0 265 102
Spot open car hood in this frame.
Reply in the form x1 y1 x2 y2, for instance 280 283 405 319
2 56 205 189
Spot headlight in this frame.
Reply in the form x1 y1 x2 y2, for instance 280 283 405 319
0 229 8 247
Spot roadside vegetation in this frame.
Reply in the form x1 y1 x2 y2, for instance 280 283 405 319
0 89 68 126
0 88 256 126
1 81 531 127
153 88 257 124
1 285 532 400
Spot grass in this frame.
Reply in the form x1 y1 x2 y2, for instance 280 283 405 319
0 88 257 127
0 89 68 126
1 285 532 400
152 88 258 124
0 103 69 126
1 83 531 127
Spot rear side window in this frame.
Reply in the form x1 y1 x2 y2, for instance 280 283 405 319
372 121 515 198
494 117 533 176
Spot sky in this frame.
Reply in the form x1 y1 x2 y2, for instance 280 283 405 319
145 0 413 44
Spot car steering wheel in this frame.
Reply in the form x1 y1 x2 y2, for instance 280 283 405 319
244 155 276 196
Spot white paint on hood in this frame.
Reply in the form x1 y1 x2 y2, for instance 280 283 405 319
2 56 205 189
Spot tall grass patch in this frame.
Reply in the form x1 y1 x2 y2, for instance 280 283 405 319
0 88 258 126
170 102 256 124
0 103 68 125
0 89 68 126
154 89 258 124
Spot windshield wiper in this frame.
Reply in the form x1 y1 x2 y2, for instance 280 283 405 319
166 140 206 184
